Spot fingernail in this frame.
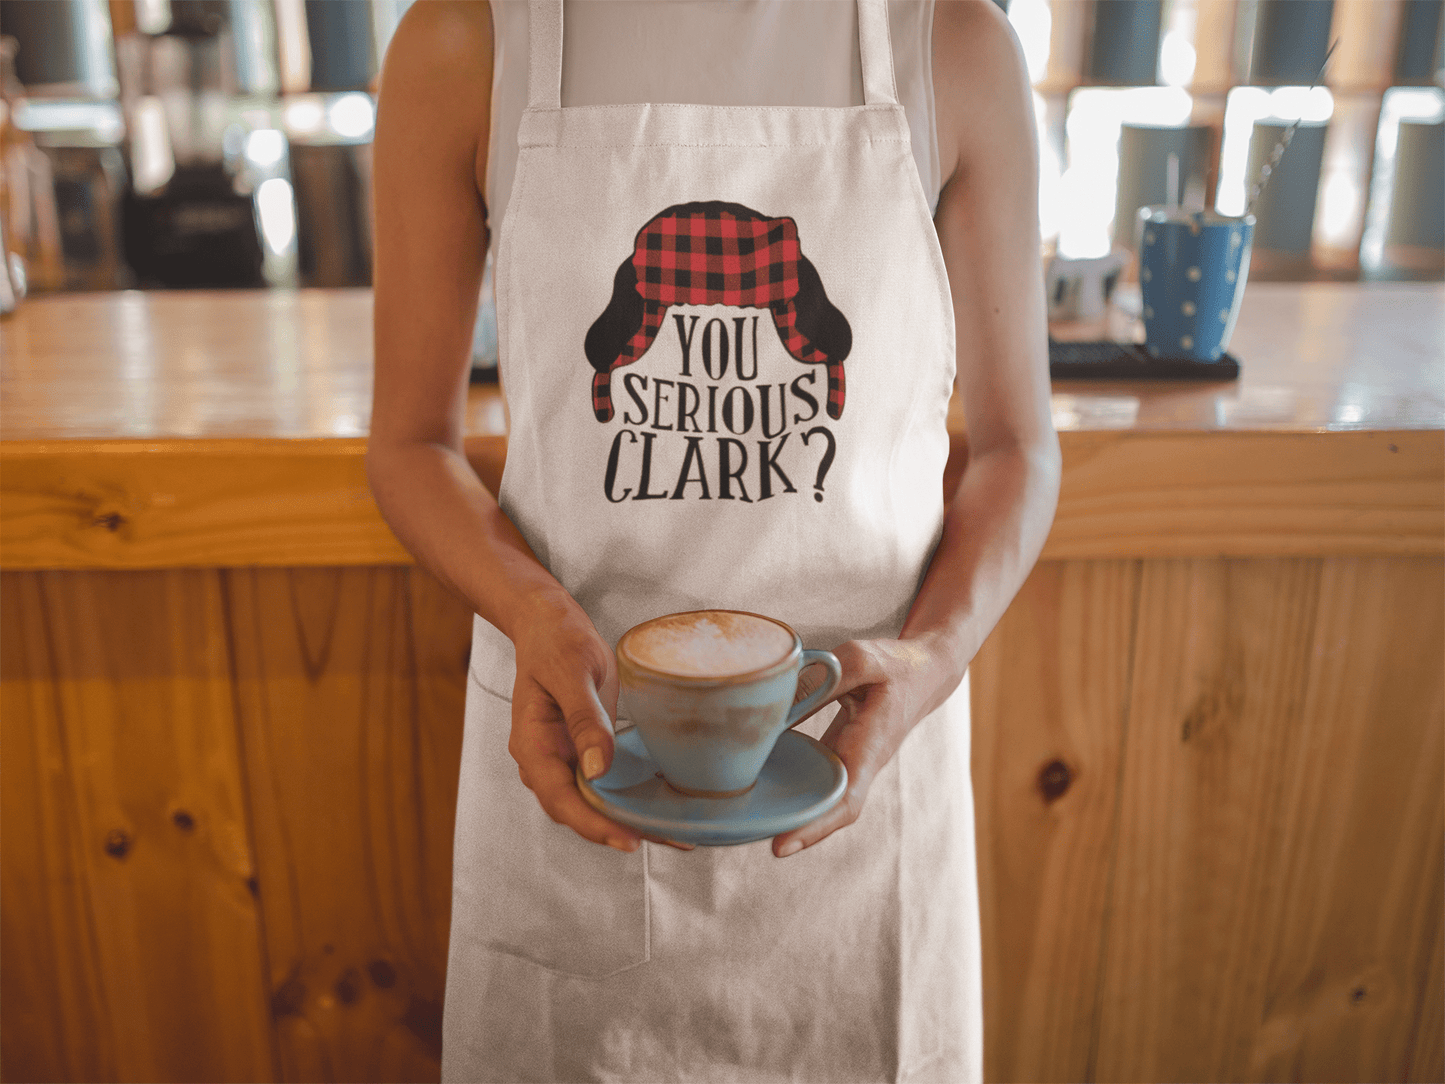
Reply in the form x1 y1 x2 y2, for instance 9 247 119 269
778 840 803 858
609 836 639 853
582 747 604 780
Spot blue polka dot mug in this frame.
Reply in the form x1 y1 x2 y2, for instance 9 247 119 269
1136 207 1254 361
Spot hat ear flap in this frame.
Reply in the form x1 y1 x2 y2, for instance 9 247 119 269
586 257 645 375
585 257 646 421
791 254 852 364
790 254 851 419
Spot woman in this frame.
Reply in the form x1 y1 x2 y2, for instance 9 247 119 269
368 1 1059 1079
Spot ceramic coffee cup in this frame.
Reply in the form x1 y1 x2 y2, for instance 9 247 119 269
615 610 842 798
1137 207 1254 361
1045 248 1128 321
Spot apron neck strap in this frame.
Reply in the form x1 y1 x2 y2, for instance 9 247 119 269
527 0 564 111
857 0 900 107
525 0 900 111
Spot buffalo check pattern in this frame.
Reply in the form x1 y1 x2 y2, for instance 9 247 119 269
591 207 844 422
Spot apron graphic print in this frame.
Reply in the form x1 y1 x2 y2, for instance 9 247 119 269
585 201 850 504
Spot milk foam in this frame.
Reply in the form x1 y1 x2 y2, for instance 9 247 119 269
626 612 794 677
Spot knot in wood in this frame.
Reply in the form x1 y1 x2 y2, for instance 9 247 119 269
334 967 362 1005
171 809 195 831
1038 759 1074 803
92 511 127 532
271 977 306 1018
368 959 398 989
103 828 132 859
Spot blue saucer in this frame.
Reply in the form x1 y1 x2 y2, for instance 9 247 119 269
577 727 847 846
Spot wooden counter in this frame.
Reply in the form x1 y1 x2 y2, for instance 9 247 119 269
2 285 1441 1083
2 287 1441 566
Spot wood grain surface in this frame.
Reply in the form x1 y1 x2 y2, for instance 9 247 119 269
5 555 1441 1083
1093 557 1443 1082
0 291 379 441
227 567 469 1083
3 285 1440 570
1412 927 1445 1083
1048 428 1444 559
0 565 471 1084
1 283 1439 442
1 428 1437 570
1258 557 1444 1084
0 570 276 1083
1098 558 1329 1080
0 438 507 571
970 555 1445 1083
970 560 1139 1083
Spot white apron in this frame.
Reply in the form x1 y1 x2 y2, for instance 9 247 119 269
443 3 982 1079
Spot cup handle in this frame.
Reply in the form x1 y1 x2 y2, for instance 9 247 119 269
786 650 843 729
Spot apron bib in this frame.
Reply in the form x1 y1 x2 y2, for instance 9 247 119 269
444 3 981 1078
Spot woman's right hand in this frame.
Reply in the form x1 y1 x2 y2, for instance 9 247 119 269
507 596 694 851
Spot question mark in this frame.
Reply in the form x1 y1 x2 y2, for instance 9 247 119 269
800 426 835 503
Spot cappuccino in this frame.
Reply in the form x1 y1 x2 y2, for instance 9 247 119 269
622 610 795 678
615 610 841 796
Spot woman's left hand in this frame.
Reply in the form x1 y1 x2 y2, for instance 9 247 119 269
772 632 966 858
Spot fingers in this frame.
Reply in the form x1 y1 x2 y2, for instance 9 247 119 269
508 611 644 852
831 639 888 697
774 710 874 858
773 641 894 858
552 670 618 782
511 732 642 852
512 674 695 851
773 781 868 858
789 640 881 727
793 660 825 704
510 672 640 851
510 725 693 852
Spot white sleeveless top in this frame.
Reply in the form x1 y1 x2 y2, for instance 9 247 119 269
485 0 941 243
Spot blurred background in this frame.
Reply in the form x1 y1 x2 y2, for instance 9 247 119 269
1 0 1441 364
0 0 401 290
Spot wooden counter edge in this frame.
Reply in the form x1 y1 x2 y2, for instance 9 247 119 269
0 429 1440 570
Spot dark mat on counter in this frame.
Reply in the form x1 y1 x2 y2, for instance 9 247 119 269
1049 340 1240 380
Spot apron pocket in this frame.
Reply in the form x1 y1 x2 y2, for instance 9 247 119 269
460 672 650 979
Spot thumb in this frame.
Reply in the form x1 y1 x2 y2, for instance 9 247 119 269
554 671 617 781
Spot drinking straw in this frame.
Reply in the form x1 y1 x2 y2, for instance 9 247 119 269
1245 38 1341 218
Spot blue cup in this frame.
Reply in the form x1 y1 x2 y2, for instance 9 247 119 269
1137 208 1254 361
617 610 842 798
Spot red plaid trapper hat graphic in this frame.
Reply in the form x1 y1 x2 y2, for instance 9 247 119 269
584 201 852 422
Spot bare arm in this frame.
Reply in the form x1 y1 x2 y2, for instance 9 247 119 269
369 2 649 852
899 0 1062 666
772 0 1059 856
369 1 544 638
